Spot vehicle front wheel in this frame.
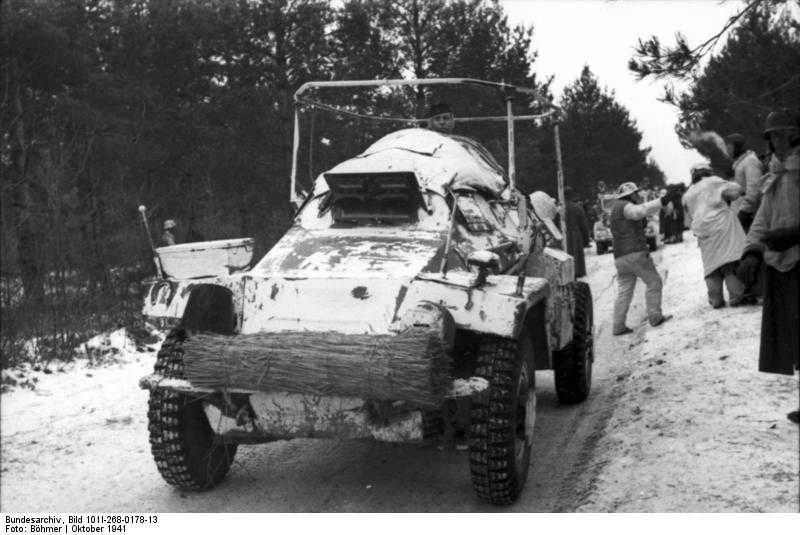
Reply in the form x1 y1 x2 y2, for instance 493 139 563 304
147 329 237 490
554 281 594 404
647 236 657 251
468 336 535 505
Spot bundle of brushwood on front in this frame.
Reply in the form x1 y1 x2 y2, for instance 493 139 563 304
183 313 453 407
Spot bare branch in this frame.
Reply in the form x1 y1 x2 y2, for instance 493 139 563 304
629 0 766 80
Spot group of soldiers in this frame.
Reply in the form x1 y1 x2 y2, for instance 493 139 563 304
595 109 799 423
506 107 799 424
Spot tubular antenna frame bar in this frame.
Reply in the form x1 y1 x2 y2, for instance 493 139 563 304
289 78 562 206
456 113 557 122
296 97 558 124
294 78 539 101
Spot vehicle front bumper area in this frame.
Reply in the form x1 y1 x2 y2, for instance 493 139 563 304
139 271 550 444
139 374 488 443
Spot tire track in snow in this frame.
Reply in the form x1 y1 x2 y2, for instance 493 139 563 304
548 248 661 511
2 248 657 512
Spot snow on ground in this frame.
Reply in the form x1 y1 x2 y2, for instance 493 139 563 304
0 235 796 512
1 328 162 431
578 235 799 512
2 327 161 392
76 328 142 358
0 329 163 507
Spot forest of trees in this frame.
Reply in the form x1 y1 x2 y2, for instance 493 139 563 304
1 0 663 365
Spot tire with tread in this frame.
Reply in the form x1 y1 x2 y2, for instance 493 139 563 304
554 281 594 404
147 328 237 490
468 335 534 505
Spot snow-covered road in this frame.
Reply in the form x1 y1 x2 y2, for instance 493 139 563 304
1 235 797 512
577 238 798 512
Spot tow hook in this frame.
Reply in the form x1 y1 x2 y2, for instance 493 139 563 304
221 391 255 427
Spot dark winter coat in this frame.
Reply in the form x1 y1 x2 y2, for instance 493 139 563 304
565 201 590 278
746 147 800 375
759 263 799 375
662 184 686 241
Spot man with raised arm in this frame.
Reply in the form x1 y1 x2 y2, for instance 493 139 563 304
610 182 674 335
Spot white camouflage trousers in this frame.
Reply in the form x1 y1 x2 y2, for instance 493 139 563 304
613 251 664 333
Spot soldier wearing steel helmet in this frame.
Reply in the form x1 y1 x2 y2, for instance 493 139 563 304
609 181 674 335
161 219 178 246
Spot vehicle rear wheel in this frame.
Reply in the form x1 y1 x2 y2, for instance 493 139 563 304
468 336 535 505
554 282 594 404
147 328 237 490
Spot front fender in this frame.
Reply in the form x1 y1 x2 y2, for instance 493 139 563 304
398 272 549 339
142 277 245 332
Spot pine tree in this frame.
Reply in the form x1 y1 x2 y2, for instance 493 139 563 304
671 5 800 152
555 66 664 201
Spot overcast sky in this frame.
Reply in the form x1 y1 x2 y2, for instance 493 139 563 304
500 0 744 184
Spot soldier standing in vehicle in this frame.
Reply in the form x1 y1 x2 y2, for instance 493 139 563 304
610 182 674 335
161 219 178 246
425 102 455 134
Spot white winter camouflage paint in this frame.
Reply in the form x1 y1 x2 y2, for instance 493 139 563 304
139 124 579 445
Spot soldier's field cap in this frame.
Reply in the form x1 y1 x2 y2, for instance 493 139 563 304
426 102 452 118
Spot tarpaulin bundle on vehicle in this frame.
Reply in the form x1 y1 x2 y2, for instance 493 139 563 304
315 128 508 199
182 308 454 407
